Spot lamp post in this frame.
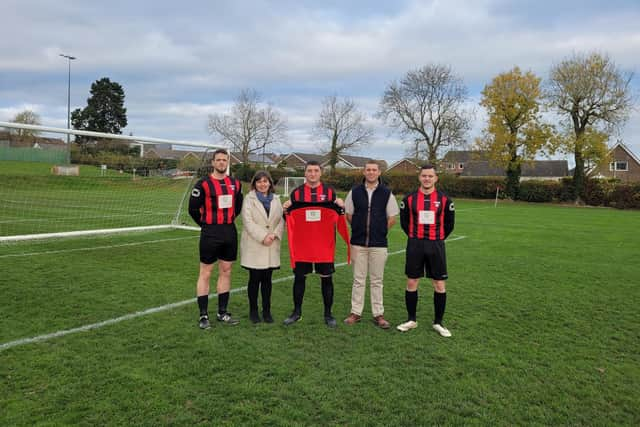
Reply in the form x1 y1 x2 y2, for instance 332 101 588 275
59 53 76 164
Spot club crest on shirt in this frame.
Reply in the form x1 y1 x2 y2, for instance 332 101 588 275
433 201 441 208
319 194 327 201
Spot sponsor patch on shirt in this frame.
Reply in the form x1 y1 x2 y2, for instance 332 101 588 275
418 210 435 225
305 209 321 222
191 188 201 197
218 194 233 209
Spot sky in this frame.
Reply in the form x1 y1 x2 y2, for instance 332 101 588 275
1 0 639 165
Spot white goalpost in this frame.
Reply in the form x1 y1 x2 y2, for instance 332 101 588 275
277 176 306 197
0 121 226 242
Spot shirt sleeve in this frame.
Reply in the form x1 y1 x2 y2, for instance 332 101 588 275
234 180 243 217
386 192 400 217
344 190 354 215
444 198 455 239
188 180 204 225
399 195 410 236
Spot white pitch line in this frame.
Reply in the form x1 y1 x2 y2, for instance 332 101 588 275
0 236 198 259
0 235 466 351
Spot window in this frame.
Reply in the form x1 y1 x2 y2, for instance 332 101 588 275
610 161 628 171
447 163 455 169
458 163 464 169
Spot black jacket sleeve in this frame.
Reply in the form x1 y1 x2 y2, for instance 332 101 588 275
188 180 204 225
444 198 455 239
399 195 410 236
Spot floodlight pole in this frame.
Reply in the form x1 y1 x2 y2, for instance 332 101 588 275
60 53 76 164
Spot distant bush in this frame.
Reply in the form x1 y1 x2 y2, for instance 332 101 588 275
517 180 561 203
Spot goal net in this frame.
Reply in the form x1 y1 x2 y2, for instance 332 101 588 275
275 176 306 197
0 122 225 242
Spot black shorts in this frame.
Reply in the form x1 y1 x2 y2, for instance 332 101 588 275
405 238 448 280
199 225 238 264
293 262 335 276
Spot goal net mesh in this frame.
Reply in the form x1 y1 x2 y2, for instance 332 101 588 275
0 123 223 242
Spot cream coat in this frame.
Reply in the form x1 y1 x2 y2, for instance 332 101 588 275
240 190 284 269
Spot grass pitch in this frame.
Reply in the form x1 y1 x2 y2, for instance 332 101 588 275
1 170 639 425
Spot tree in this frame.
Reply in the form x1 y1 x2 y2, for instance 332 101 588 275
10 109 41 138
313 95 374 173
378 64 472 163
71 77 128 136
477 67 555 199
545 52 633 200
208 89 287 165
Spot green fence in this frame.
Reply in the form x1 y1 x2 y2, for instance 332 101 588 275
0 146 67 163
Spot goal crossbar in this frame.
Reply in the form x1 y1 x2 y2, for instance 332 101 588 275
0 121 218 149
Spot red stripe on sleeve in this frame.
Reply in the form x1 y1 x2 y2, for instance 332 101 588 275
439 195 447 239
408 194 415 238
202 180 213 224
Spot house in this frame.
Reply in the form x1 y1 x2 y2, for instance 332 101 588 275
279 152 327 169
144 147 203 162
278 152 385 171
332 154 388 171
229 152 280 167
385 158 421 173
441 150 488 175
589 142 640 183
460 160 569 181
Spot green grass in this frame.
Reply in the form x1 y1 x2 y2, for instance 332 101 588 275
1 173 640 424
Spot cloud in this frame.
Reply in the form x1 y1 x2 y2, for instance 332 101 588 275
1 0 639 162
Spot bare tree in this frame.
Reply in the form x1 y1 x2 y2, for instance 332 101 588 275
208 89 287 165
10 109 42 138
378 64 472 163
313 95 374 173
546 52 634 200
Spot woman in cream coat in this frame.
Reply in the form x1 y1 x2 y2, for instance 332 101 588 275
241 170 284 323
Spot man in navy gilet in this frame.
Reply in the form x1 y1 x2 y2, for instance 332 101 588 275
343 160 399 329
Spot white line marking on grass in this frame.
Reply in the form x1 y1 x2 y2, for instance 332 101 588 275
0 236 198 258
0 212 176 224
456 207 495 212
0 235 466 351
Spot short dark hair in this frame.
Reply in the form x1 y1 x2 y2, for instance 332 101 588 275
420 164 436 171
212 148 228 159
250 170 275 194
305 160 322 170
365 160 380 169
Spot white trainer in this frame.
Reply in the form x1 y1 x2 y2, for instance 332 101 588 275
396 320 418 332
432 323 452 337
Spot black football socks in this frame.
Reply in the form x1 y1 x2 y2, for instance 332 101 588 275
434 291 447 325
405 290 418 321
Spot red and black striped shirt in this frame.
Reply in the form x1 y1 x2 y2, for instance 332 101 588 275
400 189 455 240
188 175 243 226
290 183 336 203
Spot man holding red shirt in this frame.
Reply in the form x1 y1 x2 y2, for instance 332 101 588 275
282 161 347 328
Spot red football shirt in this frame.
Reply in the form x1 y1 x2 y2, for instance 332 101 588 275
286 204 350 268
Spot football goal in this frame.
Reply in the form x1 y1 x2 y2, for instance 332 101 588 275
275 176 306 197
0 121 225 242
